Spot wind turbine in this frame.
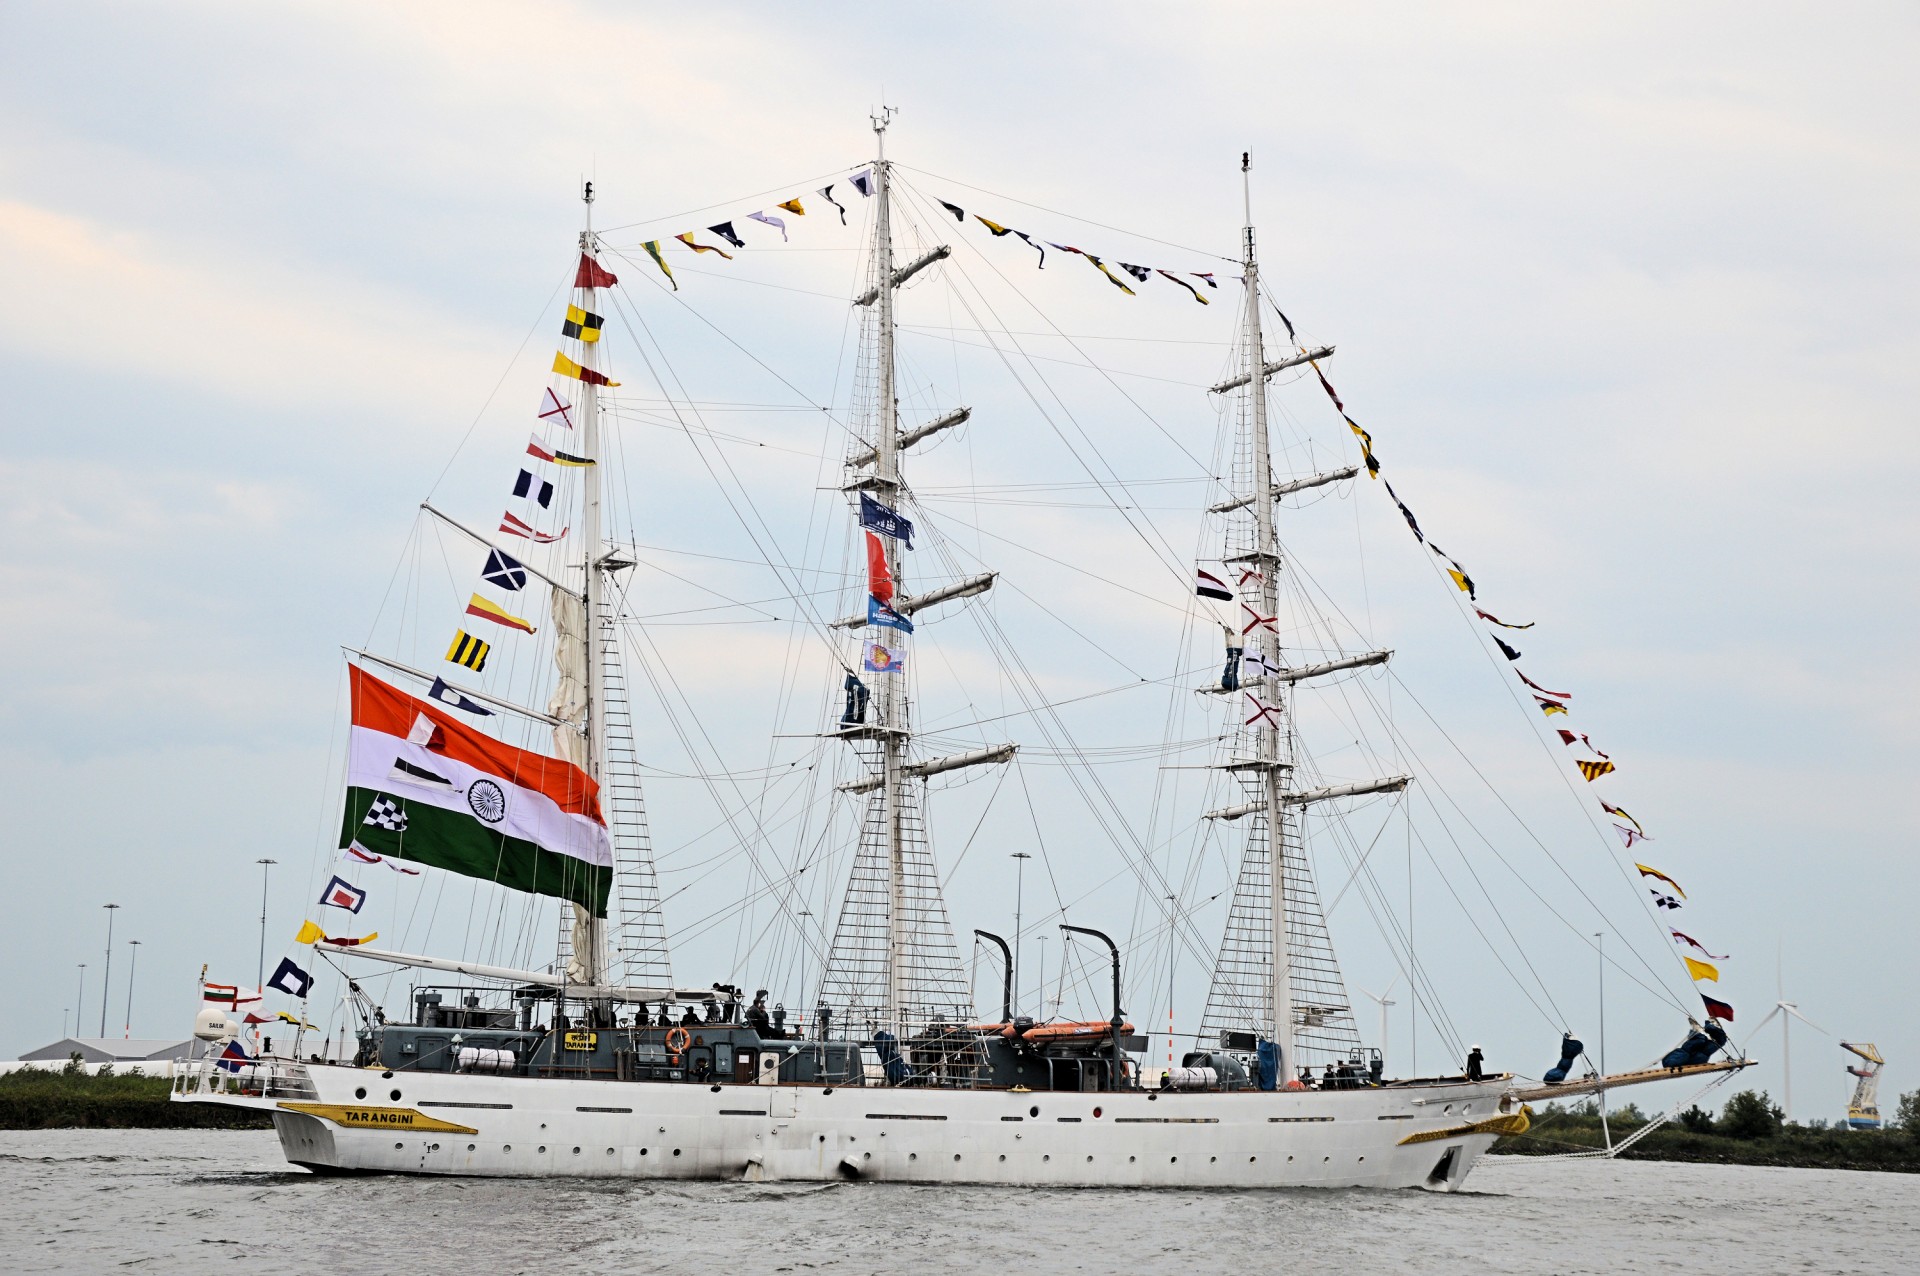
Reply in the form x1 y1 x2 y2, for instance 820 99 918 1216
1752 950 1826 1123
1356 978 1400 1070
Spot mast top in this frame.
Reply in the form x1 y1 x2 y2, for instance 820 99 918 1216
1240 152 1255 258
871 104 897 137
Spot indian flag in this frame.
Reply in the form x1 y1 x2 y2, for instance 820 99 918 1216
338 666 612 915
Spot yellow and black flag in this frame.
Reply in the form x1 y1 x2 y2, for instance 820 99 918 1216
1576 758 1616 782
561 305 602 343
446 630 491 672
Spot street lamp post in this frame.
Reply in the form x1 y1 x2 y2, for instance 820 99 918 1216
123 940 142 1039
1010 853 1031 1014
75 964 86 1042
255 859 278 991
100 904 119 1037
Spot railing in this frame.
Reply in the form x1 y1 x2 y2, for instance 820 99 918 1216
171 1054 318 1102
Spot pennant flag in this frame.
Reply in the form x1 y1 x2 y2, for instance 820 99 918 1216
863 639 904 673
642 240 677 290
674 231 734 260
480 549 527 592
1683 956 1720 983
1430 548 1476 599
340 666 614 915
1517 671 1570 700
574 253 618 289
389 754 455 791
746 211 788 241
867 595 914 633
777 198 806 216
1243 692 1283 729
1240 603 1278 636
865 530 894 605
538 388 574 430
818 186 846 224
513 470 554 508
1557 730 1608 758
1241 650 1282 679
1576 758 1615 782
1382 480 1424 542
1651 890 1682 910
1535 696 1569 716
1475 607 1534 630
1613 823 1648 849
500 511 566 543
561 304 603 343
1636 863 1686 898
1347 418 1380 477
1702 995 1734 1022
707 221 746 249
526 434 593 467
1600 800 1644 834
1083 251 1137 295
1117 262 1152 284
1195 568 1232 601
938 200 966 221
320 931 377 947
216 1040 254 1073
1192 272 1218 288
425 678 491 716
1273 305 1299 344
858 492 915 548
318 875 367 913
446 630 490 672
1494 637 1522 661
1155 269 1210 304
466 594 536 634
552 351 619 387
1672 930 1728 960
267 955 315 998
344 844 422 874
251 1010 315 1030
294 920 326 945
848 169 874 197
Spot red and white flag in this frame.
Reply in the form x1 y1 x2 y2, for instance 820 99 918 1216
538 388 573 430
500 511 567 543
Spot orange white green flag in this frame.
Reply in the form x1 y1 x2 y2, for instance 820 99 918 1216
337 666 613 916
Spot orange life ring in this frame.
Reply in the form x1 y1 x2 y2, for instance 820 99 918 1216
665 1026 691 1059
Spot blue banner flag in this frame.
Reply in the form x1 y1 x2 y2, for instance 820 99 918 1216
867 596 914 633
267 956 314 999
858 492 914 548
426 677 493 716
481 548 527 591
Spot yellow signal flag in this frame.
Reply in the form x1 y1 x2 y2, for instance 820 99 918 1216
642 240 677 291
446 630 491 671
295 920 326 945
561 304 602 343
1684 957 1720 983
465 594 537 634
551 352 619 387
1577 758 1616 782
1447 568 1472 594
777 198 805 215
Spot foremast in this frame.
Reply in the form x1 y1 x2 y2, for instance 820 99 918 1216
1199 155 1406 1081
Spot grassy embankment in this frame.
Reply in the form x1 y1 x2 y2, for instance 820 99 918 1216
1494 1092 1920 1173
0 1064 273 1130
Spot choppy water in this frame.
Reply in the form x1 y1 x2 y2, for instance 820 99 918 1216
4 1130 1916 1274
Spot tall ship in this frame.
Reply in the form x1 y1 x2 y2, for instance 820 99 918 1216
174 116 1750 1187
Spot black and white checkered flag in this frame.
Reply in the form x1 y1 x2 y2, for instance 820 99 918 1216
364 797 408 832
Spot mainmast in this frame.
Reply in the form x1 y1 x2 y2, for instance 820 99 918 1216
820 112 1011 1044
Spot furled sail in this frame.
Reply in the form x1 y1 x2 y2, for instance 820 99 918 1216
338 666 613 916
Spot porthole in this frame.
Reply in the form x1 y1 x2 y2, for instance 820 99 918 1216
1128 1155 1136 1163
1209 1156 1217 1163
1092 1106 1103 1118
394 1142 403 1150
1170 1156 1178 1163
1249 1156 1257 1163
953 1153 961 1162
909 1153 917 1161
818 1135 826 1143
538 1146 547 1153
1148 1093 1158 1102
673 1148 682 1157
503 1145 512 1152
710 1084 722 1093
641 1148 649 1156
1358 1156 1366 1162
1322 1156 1329 1162
1086 1155 1094 1162
389 1090 402 1102
998 1154 1006 1162
1029 1105 1039 1117
606 1148 614 1156
382 1070 394 1079
467 1143 475 1151
864 1152 871 1160
354 1087 367 1100
1043 1154 1051 1162
572 1147 581 1155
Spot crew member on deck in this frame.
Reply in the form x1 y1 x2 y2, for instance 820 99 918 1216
680 1004 701 1027
747 991 774 1038
1466 1045 1485 1081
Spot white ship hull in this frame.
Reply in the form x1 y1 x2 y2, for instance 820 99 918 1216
177 1060 1516 1190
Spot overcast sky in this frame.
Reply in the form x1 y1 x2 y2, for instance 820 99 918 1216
3 2 1915 1120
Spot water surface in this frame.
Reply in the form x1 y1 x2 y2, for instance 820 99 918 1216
4 1130 1914 1273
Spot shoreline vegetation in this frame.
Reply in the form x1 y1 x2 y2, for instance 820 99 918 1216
1494 1089 1920 1174
0 1060 271 1130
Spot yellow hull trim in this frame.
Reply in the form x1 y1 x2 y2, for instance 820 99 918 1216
277 1102 478 1136
1398 1106 1530 1146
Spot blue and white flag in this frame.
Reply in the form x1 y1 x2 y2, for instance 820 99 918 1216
426 677 493 716
481 548 527 591
868 596 914 633
318 875 368 914
266 956 314 999
513 470 554 508
848 169 874 198
858 492 914 548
